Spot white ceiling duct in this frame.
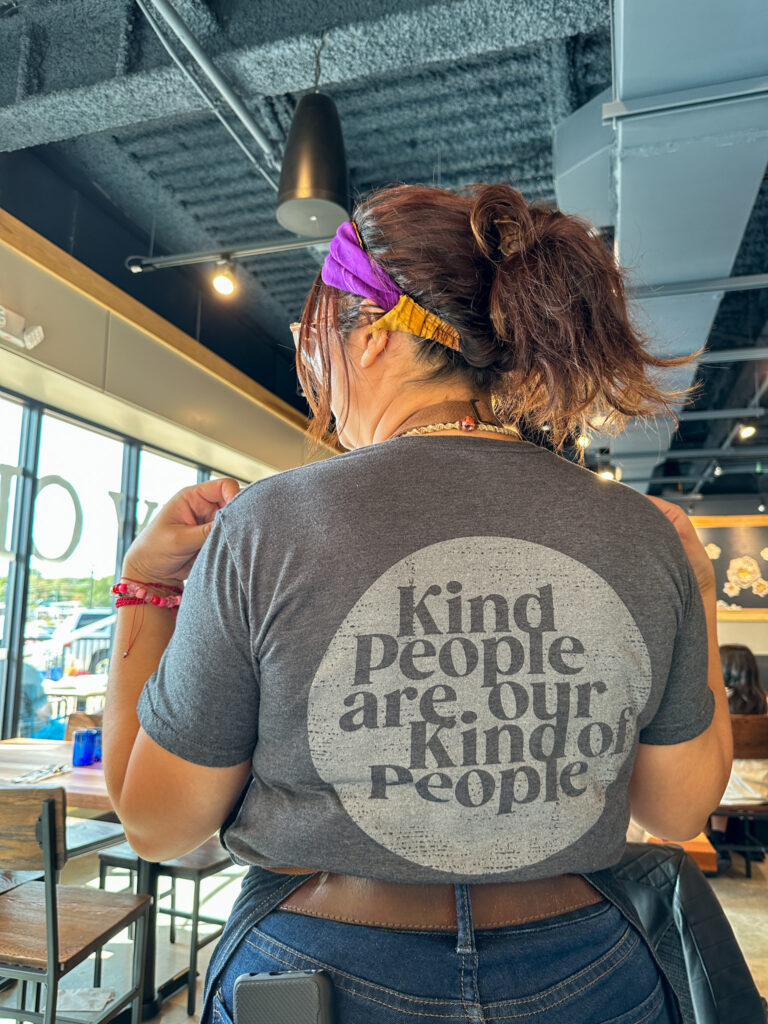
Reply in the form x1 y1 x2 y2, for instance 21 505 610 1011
554 0 768 490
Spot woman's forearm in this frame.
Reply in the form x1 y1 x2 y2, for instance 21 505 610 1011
701 588 733 786
102 575 177 811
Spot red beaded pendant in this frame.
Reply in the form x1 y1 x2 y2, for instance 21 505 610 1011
459 416 478 431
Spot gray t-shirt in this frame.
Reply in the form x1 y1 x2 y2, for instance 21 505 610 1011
138 436 714 883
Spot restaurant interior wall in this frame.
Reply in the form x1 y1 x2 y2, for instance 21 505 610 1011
0 208 324 481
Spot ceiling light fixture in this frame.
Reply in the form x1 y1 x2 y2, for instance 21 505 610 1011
276 35 350 237
211 261 236 296
738 423 757 440
597 463 622 482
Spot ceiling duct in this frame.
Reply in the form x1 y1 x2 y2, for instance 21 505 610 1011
554 0 768 491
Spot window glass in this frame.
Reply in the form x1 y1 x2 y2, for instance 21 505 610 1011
136 449 199 533
18 415 124 736
0 396 24 728
210 470 251 489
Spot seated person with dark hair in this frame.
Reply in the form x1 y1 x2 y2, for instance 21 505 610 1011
710 644 768 860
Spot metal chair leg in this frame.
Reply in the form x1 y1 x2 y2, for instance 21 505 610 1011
169 877 177 944
42 978 56 1024
130 909 147 1024
93 862 108 985
187 879 201 1015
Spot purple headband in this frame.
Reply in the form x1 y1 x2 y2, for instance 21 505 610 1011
319 220 462 351
321 220 401 311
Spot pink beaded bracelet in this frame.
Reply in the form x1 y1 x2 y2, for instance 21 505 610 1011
111 578 183 659
111 579 183 609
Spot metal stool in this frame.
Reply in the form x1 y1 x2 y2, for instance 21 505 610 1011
96 836 231 1014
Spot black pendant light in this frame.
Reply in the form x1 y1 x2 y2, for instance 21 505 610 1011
277 90 350 237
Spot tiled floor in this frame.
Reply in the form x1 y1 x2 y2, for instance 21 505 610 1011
708 854 768 997
1 849 765 1022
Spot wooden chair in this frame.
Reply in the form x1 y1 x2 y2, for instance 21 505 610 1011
97 837 232 1015
0 786 151 1024
64 712 102 740
712 714 768 877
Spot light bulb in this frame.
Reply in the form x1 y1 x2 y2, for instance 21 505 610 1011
212 265 236 296
738 424 757 440
576 434 591 448
599 469 615 480
759 502 766 513
713 465 723 477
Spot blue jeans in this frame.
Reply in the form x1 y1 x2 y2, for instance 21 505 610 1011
212 885 673 1024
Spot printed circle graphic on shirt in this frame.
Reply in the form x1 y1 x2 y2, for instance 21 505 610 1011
307 537 652 874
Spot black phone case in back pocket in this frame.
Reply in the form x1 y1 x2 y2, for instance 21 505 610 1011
233 970 333 1024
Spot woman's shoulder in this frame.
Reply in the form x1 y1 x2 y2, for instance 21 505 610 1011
218 446 385 528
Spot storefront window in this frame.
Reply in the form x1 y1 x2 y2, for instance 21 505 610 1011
136 449 199 532
0 389 239 738
0 395 24 730
18 415 124 736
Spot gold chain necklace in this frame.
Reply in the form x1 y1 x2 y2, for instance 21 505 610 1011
400 420 520 438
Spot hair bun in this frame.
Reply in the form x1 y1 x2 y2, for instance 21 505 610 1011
469 184 538 262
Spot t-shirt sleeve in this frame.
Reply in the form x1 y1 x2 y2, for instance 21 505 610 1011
136 509 259 767
639 558 715 745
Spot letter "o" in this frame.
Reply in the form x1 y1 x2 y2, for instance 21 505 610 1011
32 475 84 563
577 722 614 758
455 769 495 808
439 637 479 677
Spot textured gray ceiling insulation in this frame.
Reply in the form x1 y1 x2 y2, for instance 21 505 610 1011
0 0 608 150
6 2 612 326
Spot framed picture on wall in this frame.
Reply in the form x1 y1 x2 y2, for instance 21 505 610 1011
690 515 768 621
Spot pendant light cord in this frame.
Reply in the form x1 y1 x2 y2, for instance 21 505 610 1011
314 31 327 92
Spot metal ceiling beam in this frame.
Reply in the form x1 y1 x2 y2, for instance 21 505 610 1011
126 235 333 272
625 468 767 484
677 407 767 421
697 345 768 364
616 445 768 461
631 272 768 300
602 73 768 123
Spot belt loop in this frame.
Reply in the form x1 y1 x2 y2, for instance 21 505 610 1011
454 884 476 955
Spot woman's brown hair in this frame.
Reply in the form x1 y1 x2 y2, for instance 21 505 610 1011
296 183 694 447
720 644 767 716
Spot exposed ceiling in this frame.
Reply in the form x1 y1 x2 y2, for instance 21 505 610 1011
0 0 766 507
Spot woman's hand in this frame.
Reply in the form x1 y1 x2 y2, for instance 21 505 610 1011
645 495 715 597
122 477 240 587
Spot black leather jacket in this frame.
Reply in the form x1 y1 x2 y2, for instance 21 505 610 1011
586 843 766 1024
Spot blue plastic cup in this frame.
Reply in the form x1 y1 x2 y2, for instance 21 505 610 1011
72 729 95 766
90 728 102 762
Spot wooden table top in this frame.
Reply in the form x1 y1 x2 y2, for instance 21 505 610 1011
0 738 112 812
